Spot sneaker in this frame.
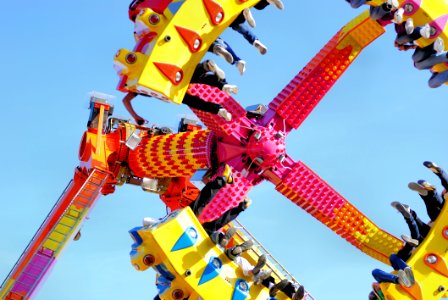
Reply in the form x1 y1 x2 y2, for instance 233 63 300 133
253 269 272 285
397 269 412 287
230 239 254 256
222 164 234 184
393 8 404 24
252 254 267 275
433 37 445 53
417 179 436 191
217 108 232 121
386 0 399 10
423 161 441 174
405 18 414 34
401 234 419 247
419 24 431 39
212 45 234 64
236 60 246 75
408 182 429 196
143 217 159 226
391 201 411 219
253 40 267 55
222 84 239 95
269 279 289 297
404 267 415 286
206 60 225 80
292 285 305 300
220 227 237 247
267 0 284 10
73 231 81 241
243 197 252 209
243 8 256 28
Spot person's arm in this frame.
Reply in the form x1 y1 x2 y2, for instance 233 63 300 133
122 92 146 125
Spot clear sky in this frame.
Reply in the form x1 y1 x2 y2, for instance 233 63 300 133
1 1 448 299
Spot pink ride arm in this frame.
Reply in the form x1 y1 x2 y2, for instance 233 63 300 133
198 168 253 222
264 158 403 264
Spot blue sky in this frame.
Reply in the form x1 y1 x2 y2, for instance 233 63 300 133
1 1 448 299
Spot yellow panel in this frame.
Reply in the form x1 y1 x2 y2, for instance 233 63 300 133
380 201 448 299
131 207 292 299
135 0 262 104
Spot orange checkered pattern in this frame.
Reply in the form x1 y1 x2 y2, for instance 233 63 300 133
128 130 213 178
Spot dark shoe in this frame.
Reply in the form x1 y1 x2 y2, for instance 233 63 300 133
292 285 305 300
252 254 266 275
269 279 288 297
231 240 254 256
73 231 81 241
423 161 441 174
391 201 411 219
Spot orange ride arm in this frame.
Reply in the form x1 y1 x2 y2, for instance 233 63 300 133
0 168 110 300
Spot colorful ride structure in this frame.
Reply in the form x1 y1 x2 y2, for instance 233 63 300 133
2 0 448 299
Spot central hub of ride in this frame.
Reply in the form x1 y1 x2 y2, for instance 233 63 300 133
247 126 286 169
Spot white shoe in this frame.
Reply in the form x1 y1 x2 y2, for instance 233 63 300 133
387 0 399 10
212 45 234 64
143 217 158 227
401 234 419 247
236 60 246 75
243 8 256 28
206 60 226 80
218 108 232 121
222 84 239 95
253 40 267 55
267 0 284 10
434 37 445 53
419 24 431 39
405 18 414 34
393 8 404 24
397 269 412 287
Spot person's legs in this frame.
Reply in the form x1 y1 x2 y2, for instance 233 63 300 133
404 210 421 240
347 0 368 9
220 39 242 65
188 177 226 217
231 22 257 45
414 53 448 70
420 191 443 222
254 0 270 10
369 3 390 20
412 44 437 63
390 254 408 270
204 199 248 233
182 94 222 115
397 243 414 261
411 210 431 239
428 70 448 88
372 269 399 284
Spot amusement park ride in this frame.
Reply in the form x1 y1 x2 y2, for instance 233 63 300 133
1 0 448 299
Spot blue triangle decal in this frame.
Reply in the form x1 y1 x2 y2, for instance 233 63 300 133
232 279 250 300
171 226 198 252
198 257 222 285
